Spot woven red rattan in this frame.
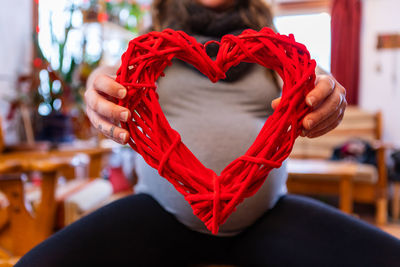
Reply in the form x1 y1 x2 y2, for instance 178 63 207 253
116 27 316 234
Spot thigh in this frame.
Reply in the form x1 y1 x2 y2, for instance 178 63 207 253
16 194 231 267
233 194 400 266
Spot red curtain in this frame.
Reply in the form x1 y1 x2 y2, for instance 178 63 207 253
331 0 362 105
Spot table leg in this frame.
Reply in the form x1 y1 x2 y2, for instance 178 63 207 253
339 174 353 214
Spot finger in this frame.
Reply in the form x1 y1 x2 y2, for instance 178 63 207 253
303 102 344 137
93 74 127 99
85 88 131 122
302 88 344 131
86 107 130 144
271 97 281 110
306 111 345 138
306 75 336 107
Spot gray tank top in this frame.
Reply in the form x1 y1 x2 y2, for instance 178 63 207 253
135 60 288 236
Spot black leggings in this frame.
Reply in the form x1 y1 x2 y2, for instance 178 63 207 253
16 194 400 266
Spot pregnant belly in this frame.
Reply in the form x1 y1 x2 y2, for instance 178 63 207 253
167 111 266 175
135 111 288 235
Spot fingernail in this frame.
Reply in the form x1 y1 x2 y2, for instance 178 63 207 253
307 119 314 129
307 96 316 107
120 111 129 122
118 89 127 99
119 132 127 142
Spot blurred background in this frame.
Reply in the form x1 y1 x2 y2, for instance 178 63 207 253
1 0 400 264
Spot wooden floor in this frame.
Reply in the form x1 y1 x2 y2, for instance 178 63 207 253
378 223 400 239
355 205 400 239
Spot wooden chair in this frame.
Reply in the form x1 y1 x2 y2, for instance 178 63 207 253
287 106 388 224
0 157 73 257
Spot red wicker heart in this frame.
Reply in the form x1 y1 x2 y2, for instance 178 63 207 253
116 27 316 234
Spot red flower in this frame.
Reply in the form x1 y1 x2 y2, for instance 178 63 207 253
33 58 43 68
97 12 108 23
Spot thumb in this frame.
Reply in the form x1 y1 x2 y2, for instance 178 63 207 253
271 97 281 110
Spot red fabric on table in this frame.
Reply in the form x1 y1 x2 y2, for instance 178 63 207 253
108 167 132 193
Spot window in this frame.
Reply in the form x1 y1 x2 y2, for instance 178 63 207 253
274 12 331 72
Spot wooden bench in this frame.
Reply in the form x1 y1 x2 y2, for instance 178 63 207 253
287 106 387 224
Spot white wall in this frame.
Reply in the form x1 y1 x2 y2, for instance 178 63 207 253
0 0 32 143
360 0 400 147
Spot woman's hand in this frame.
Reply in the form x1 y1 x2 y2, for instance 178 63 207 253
85 71 131 144
271 75 347 138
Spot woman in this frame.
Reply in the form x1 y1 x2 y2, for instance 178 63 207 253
17 0 400 266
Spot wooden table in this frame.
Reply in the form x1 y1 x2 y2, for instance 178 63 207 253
287 159 358 214
0 147 112 179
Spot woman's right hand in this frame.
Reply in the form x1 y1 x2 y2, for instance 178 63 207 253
85 71 131 144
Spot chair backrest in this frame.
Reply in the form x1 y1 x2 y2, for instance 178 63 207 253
291 106 382 159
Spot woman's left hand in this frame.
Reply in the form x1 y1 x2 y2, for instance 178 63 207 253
271 75 347 138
